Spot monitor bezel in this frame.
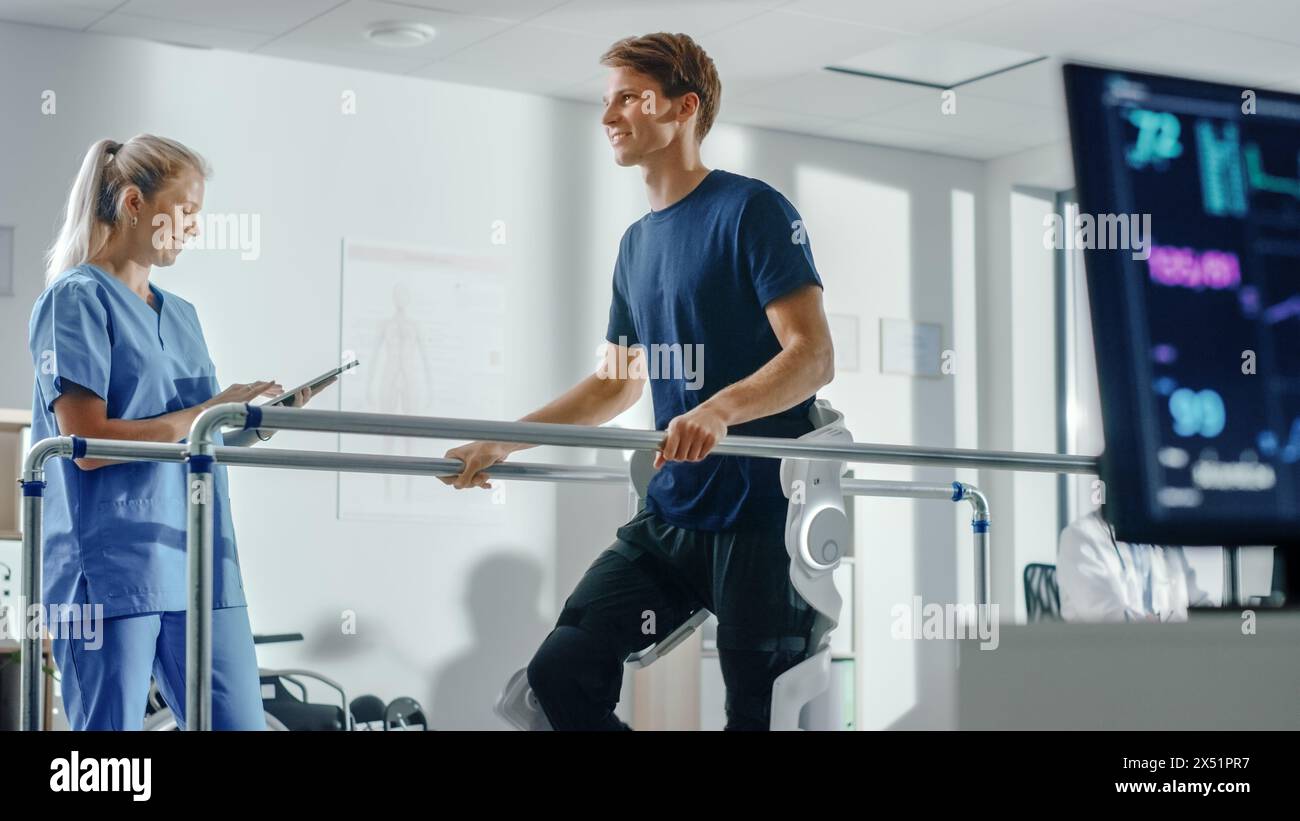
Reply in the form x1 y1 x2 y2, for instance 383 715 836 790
1063 61 1300 544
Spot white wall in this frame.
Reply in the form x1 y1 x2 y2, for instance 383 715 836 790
0 20 989 729
979 142 1074 623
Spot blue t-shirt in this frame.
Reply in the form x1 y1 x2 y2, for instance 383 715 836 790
606 169 824 533
28 263 244 620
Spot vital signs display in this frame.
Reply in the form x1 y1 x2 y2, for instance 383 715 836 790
1065 63 1300 544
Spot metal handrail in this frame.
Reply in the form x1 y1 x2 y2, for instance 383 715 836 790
13 402 1083 730
182 404 1072 730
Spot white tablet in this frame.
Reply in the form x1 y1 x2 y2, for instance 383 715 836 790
260 359 359 408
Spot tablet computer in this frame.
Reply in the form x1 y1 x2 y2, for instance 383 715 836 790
260 359 360 408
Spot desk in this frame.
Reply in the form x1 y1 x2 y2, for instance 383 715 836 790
958 612 1300 730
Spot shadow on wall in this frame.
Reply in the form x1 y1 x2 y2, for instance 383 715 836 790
429 550 548 730
287 550 548 730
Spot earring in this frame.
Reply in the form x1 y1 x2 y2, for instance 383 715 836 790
131 216 138 228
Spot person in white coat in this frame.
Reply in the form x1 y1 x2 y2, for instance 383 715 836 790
1057 509 1214 623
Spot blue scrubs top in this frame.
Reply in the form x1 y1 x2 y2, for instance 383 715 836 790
28 263 245 621
605 170 822 533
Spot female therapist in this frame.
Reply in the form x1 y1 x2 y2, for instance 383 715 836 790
29 135 324 730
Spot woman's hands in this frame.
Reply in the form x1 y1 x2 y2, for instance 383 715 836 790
241 376 336 442
279 376 335 408
202 380 281 444
200 376 337 414
204 380 283 409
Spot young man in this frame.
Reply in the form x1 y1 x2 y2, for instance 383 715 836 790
443 32 835 730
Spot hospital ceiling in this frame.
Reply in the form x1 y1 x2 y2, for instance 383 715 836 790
4 0 1300 161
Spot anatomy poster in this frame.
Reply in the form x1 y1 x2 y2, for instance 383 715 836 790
337 239 506 523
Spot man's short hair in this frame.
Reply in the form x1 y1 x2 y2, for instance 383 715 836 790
600 32 721 142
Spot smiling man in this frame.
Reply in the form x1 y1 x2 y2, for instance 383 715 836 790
443 32 835 730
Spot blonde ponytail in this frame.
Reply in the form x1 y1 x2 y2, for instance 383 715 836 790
44 135 211 286
45 139 117 286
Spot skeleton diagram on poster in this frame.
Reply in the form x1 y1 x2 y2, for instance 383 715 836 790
338 240 506 523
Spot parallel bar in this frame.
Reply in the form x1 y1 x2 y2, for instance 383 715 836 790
186 459 213 732
69 439 189 462
843 479 954 499
196 405 1024 731
68 438 633 484
252 405 1099 475
964 486 993 606
19 490 44 731
186 409 243 732
19 437 70 731
23 429 999 730
218 449 629 484
68 439 1006 499
74 437 993 499
70 438 999 493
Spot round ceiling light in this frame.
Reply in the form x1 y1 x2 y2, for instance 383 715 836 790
366 22 437 48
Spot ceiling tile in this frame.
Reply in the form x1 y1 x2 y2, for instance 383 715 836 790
21 0 1291 161
781 0 1019 34
254 40 440 73
1005 103 1069 145
548 70 612 105
527 0 772 40
935 0 1169 54
254 0 511 69
821 119 956 151
1073 21 1300 87
734 69 928 121
694 9 905 97
930 134 1044 160
958 57 1065 108
376 0 569 23
715 102 844 136
861 93 1065 143
116 0 342 36
0 0 120 30
1138 0 1300 47
832 36 1041 87
422 23 613 84
1074 0 1243 24
416 56 588 96
89 12 276 51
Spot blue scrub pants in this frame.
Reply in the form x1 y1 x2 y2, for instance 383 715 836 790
51 606 266 731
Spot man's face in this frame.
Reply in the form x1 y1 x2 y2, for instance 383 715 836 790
601 66 688 167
